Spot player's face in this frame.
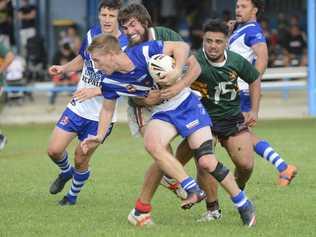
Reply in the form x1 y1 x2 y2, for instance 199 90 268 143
121 17 146 45
91 51 115 75
98 7 119 34
235 0 257 23
203 32 226 63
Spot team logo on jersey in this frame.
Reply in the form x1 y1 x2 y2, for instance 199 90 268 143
228 70 238 81
186 119 200 129
126 84 137 93
59 115 69 126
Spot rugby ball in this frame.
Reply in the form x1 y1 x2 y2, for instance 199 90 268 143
148 54 175 82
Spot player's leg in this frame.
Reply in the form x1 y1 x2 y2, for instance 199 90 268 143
144 119 205 208
0 131 7 150
187 126 256 227
47 126 76 195
251 133 297 186
240 90 297 186
222 130 254 190
175 138 221 221
59 121 113 206
128 162 162 227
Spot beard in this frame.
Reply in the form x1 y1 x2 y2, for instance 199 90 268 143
128 27 149 47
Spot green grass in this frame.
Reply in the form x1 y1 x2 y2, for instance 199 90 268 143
0 119 315 237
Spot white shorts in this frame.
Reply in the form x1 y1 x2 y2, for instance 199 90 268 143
127 104 152 137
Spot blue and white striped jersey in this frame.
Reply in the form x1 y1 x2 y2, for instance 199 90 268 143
228 21 266 90
101 40 163 100
100 40 192 114
67 24 128 121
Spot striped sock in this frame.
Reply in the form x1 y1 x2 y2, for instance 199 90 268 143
53 152 73 178
66 169 90 204
231 191 249 209
180 177 200 193
255 140 288 173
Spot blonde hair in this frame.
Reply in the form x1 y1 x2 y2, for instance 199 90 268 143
87 34 121 55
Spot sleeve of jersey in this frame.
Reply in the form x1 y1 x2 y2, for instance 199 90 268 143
79 36 88 58
101 83 120 100
238 56 260 84
148 40 164 56
245 27 266 47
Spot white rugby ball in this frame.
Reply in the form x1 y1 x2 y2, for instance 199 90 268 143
148 54 175 82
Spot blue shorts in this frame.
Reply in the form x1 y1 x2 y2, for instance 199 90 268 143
152 93 212 138
56 108 113 142
240 90 251 112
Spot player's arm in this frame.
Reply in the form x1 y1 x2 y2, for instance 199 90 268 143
48 55 84 76
96 99 116 141
237 54 262 127
81 98 116 154
0 51 14 73
247 77 261 127
160 55 201 99
157 41 190 86
73 87 102 102
252 42 268 75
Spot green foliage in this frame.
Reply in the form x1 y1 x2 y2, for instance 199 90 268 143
0 119 315 237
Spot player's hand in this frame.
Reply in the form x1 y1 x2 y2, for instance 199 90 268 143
243 111 258 127
48 65 65 76
156 68 181 87
227 20 237 33
81 136 101 155
160 80 185 100
143 89 161 106
73 88 101 102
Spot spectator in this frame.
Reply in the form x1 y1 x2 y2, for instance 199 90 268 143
0 0 14 48
0 40 14 150
49 42 78 106
284 24 307 66
65 25 81 54
18 0 37 56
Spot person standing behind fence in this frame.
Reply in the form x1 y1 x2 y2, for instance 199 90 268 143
0 40 14 150
18 0 37 57
228 0 297 186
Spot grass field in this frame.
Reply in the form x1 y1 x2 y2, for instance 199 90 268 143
0 119 315 237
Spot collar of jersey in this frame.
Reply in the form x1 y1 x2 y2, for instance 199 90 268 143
202 47 227 67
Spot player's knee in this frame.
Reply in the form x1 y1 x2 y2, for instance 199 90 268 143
210 162 230 183
144 140 162 157
194 140 213 161
47 146 63 159
74 153 89 169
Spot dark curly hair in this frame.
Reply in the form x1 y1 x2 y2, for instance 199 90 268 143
251 0 265 20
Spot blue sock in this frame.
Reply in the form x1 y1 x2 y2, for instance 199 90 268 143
231 191 249 209
255 140 288 173
53 152 73 178
67 169 90 203
180 177 200 193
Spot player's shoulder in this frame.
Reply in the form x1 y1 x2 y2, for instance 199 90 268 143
226 50 248 64
152 26 183 41
87 24 102 38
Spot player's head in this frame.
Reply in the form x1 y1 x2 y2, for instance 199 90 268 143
98 0 122 34
235 0 264 23
87 34 121 74
119 3 152 46
202 19 228 63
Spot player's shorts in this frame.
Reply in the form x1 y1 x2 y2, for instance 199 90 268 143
212 112 248 141
240 90 251 112
56 108 113 142
152 93 212 138
127 102 152 137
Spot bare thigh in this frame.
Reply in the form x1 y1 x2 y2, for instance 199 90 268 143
47 126 77 155
222 131 254 169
